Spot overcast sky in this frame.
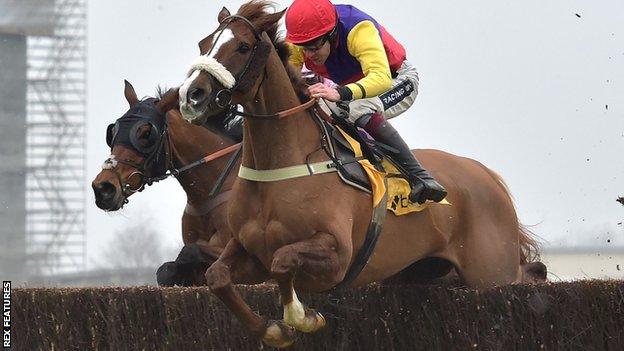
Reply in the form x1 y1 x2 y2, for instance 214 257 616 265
86 0 624 268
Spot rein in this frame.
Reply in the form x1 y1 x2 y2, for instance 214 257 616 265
109 142 241 187
232 98 317 120
158 143 241 180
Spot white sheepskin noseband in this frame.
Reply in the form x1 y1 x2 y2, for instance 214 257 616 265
187 56 236 89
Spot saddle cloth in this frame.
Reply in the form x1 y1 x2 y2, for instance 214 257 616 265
321 118 449 216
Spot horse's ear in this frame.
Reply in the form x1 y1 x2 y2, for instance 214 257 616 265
255 8 286 33
156 87 180 113
260 31 273 44
218 7 230 23
198 7 230 55
124 80 139 107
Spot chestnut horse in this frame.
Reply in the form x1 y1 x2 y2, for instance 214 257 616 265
90 81 454 287
178 2 543 347
91 82 266 286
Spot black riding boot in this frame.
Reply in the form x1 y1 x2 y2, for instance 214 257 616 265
365 118 447 204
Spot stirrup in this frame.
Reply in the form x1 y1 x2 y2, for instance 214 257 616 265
407 177 447 204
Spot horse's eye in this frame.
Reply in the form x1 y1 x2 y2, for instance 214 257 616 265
137 126 155 147
237 42 251 54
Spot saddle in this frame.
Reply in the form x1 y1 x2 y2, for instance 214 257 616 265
313 101 450 216
311 103 405 196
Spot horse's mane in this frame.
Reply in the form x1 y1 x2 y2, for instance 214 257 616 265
237 0 310 102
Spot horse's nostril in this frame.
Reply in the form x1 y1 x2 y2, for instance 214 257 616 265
94 181 117 202
188 87 206 106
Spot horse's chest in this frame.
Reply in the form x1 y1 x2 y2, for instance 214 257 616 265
231 187 321 232
229 184 343 262
236 217 314 263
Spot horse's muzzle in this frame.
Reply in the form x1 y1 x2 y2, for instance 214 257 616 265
188 87 208 111
181 75 235 125
93 180 124 211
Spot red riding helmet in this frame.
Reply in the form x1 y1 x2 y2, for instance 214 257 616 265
285 0 337 44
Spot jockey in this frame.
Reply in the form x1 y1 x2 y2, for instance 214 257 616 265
285 0 446 204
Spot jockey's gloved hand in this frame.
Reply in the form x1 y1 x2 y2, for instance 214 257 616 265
308 83 341 102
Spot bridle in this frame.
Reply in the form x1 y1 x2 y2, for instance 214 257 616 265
103 100 241 202
104 98 171 197
199 14 271 110
184 14 321 121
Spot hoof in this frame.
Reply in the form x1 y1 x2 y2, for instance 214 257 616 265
262 320 296 348
156 262 177 286
285 307 326 334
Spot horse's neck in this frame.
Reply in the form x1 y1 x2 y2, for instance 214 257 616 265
167 110 235 204
241 54 321 170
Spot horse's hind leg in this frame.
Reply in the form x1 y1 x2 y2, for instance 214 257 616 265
451 221 524 288
205 239 297 348
271 232 342 333
456 229 522 288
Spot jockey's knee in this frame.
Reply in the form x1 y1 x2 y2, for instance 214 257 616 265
356 112 385 132
345 103 378 124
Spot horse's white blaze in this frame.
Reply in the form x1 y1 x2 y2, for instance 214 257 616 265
190 27 236 89
179 70 201 122
207 28 234 59
101 155 118 170
283 289 305 326
179 70 200 105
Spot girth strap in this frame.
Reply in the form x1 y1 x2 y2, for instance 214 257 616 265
238 160 338 182
332 177 388 290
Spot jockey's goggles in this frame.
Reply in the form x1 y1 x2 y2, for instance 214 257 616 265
299 26 337 52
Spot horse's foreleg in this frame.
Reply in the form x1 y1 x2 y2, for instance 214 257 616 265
204 239 294 346
271 232 341 333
